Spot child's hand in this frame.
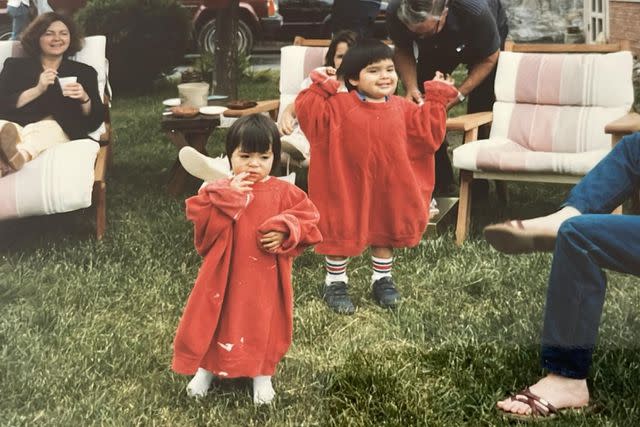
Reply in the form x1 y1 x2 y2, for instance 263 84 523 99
229 172 253 192
432 71 455 86
325 67 337 77
260 231 287 252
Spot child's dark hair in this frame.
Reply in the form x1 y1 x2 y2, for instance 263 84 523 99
225 114 281 174
324 30 358 67
337 38 394 92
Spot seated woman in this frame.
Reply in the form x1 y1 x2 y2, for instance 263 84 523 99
486 132 640 419
0 12 104 177
277 29 357 165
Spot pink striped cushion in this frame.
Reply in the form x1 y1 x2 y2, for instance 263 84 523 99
494 51 634 108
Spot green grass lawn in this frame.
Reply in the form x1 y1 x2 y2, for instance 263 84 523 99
1 74 639 426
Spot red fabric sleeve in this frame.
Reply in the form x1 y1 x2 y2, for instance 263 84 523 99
404 81 459 154
256 187 322 256
295 71 341 147
185 180 253 256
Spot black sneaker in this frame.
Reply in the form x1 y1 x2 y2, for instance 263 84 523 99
323 281 355 315
371 277 401 308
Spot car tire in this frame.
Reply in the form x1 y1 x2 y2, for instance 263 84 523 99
0 24 12 41
198 18 254 56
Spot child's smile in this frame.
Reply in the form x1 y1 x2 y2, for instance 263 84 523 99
348 58 398 103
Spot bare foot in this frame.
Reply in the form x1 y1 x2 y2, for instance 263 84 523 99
497 373 589 417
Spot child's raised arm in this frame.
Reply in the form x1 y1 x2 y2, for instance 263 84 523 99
186 179 254 256
295 67 341 145
403 80 459 154
256 186 322 257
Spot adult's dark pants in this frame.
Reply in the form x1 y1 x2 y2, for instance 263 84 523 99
541 132 640 379
418 53 498 195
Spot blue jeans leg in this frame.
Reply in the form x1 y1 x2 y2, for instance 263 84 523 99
541 214 640 379
565 131 640 213
8 4 30 41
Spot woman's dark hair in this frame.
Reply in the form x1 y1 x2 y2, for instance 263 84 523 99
225 114 281 174
324 30 358 67
21 12 84 58
337 38 394 92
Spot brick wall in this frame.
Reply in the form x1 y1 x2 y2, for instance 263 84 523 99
610 1 640 56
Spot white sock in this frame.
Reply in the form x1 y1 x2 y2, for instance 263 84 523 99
325 257 349 285
371 255 393 283
253 375 275 405
186 367 214 398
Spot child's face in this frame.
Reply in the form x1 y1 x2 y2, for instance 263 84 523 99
348 58 398 102
230 146 274 182
333 42 349 69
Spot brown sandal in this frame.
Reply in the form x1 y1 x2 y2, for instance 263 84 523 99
0 123 25 171
483 220 556 254
499 387 560 421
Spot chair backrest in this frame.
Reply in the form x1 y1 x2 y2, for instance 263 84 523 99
278 43 328 121
491 42 633 154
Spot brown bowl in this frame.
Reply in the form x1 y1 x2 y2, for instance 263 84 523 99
170 105 199 118
226 100 258 110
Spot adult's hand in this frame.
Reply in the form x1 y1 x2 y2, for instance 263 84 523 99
405 87 424 105
37 68 58 93
61 82 88 101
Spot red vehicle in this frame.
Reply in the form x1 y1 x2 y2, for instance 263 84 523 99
0 1 387 54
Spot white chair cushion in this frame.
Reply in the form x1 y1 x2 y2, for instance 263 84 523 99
0 140 99 220
452 137 609 175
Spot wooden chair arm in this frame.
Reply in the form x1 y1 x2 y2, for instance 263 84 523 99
446 111 493 143
605 112 640 146
605 112 640 135
223 99 280 120
94 145 108 182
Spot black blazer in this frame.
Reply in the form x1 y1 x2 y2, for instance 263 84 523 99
0 57 105 141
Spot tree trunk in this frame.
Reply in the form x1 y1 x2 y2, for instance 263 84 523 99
214 0 239 99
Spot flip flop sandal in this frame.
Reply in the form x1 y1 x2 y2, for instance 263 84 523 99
0 123 25 171
499 387 560 422
483 220 556 254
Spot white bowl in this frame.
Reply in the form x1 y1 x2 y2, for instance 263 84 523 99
162 98 181 107
199 106 227 116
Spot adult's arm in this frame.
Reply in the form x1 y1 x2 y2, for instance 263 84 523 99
449 49 499 109
0 58 52 111
394 46 423 104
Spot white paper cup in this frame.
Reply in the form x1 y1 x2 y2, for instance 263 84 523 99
58 76 77 88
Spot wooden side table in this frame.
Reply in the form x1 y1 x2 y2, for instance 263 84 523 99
161 113 220 196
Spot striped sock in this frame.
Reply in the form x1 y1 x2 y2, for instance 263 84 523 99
325 257 349 285
371 255 393 283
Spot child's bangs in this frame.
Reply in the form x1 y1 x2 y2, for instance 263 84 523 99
238 125 274 154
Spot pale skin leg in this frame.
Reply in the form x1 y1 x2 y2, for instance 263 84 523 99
326 247 392 262
510 206 581 235
496 373 589 416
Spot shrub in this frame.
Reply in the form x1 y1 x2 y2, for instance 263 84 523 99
76 0 191 92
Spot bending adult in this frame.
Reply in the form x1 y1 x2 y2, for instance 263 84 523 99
486 132 640 420
386 0 508 195
0 12 104 177
330 0 381 38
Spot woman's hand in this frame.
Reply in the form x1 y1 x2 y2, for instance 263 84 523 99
278 103 297 135
37 68 58 93
229 172 253 193
61 82 89 102
260 230 286 252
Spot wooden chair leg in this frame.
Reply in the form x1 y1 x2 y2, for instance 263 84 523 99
93 181 106 240
455 170 473 246
495 181 509 204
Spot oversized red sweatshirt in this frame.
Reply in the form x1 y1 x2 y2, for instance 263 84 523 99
172 177 322 378
296 74 457 256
